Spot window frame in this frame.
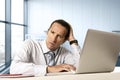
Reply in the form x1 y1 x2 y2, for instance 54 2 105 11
0 0 28 74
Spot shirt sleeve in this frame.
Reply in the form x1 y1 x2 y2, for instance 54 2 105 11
64 44 81 68
10 39 47 76
10 61 47 76
71 44 81 67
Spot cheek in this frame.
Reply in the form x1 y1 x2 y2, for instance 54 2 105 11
57 39 65 45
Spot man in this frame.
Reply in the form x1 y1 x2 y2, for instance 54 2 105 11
10 19 81 76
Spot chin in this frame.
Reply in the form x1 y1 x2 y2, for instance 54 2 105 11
48 44 58 51
48 46 54 50
49 47 57 51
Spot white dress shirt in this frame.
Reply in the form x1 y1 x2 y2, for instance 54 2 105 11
10 39 81 76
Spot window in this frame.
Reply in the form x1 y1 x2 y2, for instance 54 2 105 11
11 0 24 58
0 0 27 73
0 0 5 66
11 0 24 24
0 0 5 20
0 23 5 66
11 25 24 58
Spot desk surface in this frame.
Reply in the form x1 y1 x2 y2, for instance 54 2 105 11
0 72 120 80
1 67 120 80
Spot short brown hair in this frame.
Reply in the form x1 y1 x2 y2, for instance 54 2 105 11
48 19 71 40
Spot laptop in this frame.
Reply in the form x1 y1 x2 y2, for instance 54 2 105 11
47 29 120 76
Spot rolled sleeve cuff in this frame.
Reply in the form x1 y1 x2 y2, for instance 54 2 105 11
71 44 81 52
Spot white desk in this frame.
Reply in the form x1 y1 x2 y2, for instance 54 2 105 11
0 72 120 80
1 67 120 80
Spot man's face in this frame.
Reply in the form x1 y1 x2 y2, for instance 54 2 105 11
46 22 67 51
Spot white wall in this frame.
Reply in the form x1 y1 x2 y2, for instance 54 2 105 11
28 0 120 47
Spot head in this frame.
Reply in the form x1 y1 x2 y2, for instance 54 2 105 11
46 19 71 51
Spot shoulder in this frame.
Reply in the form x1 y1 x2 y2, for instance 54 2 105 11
24 39 42 44
23 39 40 47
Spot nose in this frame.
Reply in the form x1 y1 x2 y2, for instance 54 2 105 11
52 35 57 43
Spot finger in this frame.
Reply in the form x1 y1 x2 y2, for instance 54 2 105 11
63 67 71 72
64 64 76 71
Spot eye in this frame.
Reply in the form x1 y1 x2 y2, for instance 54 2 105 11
58 35 64 39
51 30 55 34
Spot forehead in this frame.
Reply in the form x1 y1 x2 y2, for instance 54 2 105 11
50 22 67 35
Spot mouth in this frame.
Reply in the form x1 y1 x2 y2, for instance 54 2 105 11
49 42 55 46
48 42 56 50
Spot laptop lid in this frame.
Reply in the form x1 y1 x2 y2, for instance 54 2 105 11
76 29 120 74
